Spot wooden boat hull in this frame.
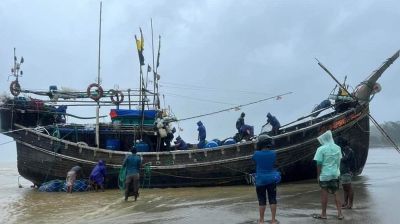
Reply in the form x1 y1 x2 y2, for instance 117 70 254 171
4 106 370 188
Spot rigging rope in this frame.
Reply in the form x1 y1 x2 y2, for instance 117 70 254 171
176 92 293 122
0 140 15 146
159 81 275 96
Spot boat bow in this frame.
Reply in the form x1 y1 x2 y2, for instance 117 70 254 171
354 50 400 104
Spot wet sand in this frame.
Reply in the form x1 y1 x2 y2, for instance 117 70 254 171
1 148 399 224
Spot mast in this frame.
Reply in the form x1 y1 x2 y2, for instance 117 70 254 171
151 19 155 108
155 35 161 110
95 1 102 148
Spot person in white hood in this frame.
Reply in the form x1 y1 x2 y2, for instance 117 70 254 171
312 130 344 220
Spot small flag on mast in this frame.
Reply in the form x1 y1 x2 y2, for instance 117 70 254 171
135 28 145 66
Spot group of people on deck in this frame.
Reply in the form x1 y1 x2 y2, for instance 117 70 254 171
154 110 281 151
236 112 280 142
161 111 281 151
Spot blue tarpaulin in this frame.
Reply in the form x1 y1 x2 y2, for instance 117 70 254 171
110 109 157 119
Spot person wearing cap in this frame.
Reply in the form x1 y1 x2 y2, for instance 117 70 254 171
265 113 281 135
174 136 188 150
123 146 142 201
252 135 280 224
312 130 343 220
197 121 206 149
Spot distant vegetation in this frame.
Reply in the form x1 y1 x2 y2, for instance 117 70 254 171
370 121 400 147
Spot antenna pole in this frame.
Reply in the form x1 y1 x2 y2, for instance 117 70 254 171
95 1 102 149
151 19 156 108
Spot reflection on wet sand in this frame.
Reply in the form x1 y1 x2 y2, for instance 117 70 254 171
2 148 400 224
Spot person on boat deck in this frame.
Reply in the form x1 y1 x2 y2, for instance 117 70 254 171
165 126 176 150
253 135 280 224
335 85 354 113
311 99 331 117
236 112 245 133
123 146 142 201
66 165 81 193
266 113 281 135
156 117 168 151
174 136 188 150
337 137 356 210
197 121 206 149
312 130 343 220
89 160 106 192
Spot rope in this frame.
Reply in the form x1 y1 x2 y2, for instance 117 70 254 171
0 140 15 146
0 127 32 134
150 169 244 180
177 92 293 122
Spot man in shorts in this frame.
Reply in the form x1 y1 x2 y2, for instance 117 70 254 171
313 130 343 220
253 135 280 224
337 137 355 209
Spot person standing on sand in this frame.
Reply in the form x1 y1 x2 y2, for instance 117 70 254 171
253 135 280 224
123 146 142 201
337 137 356 209
312 130 344 220
66 165 81 193
89 160 106 192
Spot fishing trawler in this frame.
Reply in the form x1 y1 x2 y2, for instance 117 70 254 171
1 48 398 188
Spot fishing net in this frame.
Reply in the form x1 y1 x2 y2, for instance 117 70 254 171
38 180 65 192
39 179 89 192
118 166 127 190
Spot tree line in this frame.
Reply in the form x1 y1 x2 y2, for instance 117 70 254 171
370 121 400 147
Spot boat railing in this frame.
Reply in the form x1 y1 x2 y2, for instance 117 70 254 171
270 106 366 148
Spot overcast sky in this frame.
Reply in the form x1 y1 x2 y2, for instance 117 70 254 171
1 0 400 154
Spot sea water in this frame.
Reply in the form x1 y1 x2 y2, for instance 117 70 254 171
0 147 399 224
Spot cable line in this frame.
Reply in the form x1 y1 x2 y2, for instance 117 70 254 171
176 92 293 122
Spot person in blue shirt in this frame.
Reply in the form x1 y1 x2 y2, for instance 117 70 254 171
174 136 188 150
266 113 281 135
197 121 206 149
236 112 245 133
313 130 343 220
123 146 142 201
89 160 106 192
253 135 280 224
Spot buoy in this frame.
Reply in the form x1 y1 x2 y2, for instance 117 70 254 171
87 83 103 101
